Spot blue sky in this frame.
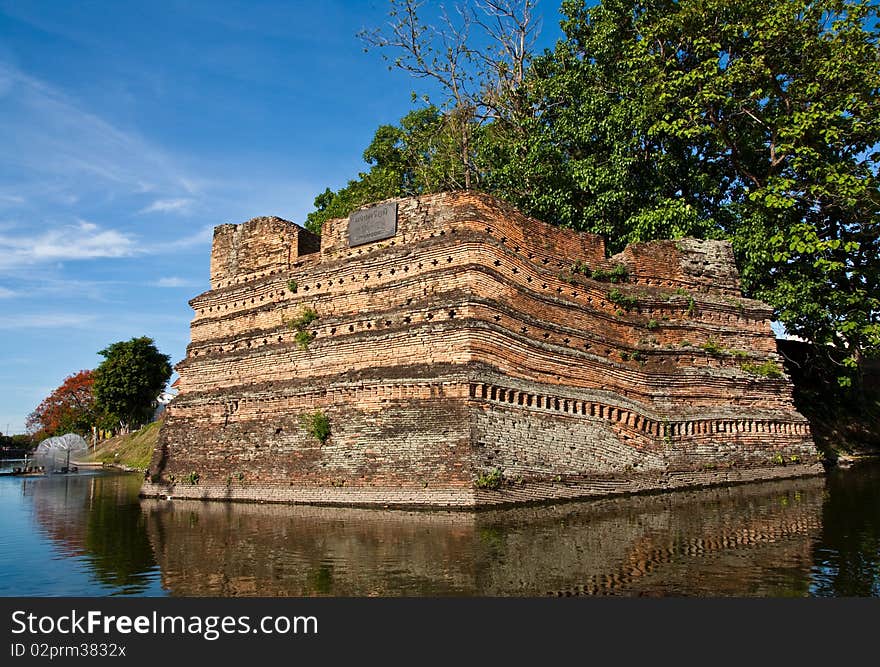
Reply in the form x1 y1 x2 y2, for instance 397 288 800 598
0 1 565 434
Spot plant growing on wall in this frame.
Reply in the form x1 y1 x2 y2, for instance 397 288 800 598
701 338 725 355
300 411 331 444
287 307 319 350
475 468 503 490
294 330 315 350
608 289 638 311
591 264 629 283
742 361 784 379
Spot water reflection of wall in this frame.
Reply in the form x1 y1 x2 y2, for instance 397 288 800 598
24 473 159 593
143 475 826 597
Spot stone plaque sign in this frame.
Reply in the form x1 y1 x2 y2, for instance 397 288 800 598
348 202 398 247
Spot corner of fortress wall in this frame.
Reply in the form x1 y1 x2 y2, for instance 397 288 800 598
144 191 822 508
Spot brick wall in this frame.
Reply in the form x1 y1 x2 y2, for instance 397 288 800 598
145 191 821 507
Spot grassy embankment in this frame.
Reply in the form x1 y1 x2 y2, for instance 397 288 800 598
86 420 161 471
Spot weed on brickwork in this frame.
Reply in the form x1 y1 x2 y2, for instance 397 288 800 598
666 288 697 317
289 307 318 329
742 360 783 379
300 411 331 444
475 468 503 489
287 279 298 293
608 288 638 311
569 260 590 275
294 329 316 350
591 263 629 283
287 306 319 350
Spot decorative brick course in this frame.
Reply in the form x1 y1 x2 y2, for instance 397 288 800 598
143 191 820 507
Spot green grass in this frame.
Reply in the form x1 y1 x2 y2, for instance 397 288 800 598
87 420 161 470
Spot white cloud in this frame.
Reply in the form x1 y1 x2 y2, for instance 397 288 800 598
0 313 97 330
139 198 194 215
0 62 199 204
161 225 214 251
0 287 16 298
153 276 194 288
0 220 139 268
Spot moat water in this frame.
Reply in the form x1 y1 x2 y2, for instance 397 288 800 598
1 463 878 597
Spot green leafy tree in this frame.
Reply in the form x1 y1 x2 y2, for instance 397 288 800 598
487 0 727 244
92 337 172 432
312 0 879 385
499 0 880 384
305 106 466 233
359 0 541 191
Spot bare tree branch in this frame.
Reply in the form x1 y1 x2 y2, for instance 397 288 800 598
359 0 542 188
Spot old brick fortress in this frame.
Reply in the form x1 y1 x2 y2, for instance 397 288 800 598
142 191 822 507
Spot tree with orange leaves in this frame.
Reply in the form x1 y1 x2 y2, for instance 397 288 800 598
26 370 97 440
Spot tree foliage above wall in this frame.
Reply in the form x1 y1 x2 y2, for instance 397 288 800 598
307 0 879 387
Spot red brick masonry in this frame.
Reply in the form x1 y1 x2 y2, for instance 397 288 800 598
142 192 822 507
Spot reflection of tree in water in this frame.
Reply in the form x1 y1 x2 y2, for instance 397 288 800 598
83 475 158 593
27 473 158 594
811 464 880 597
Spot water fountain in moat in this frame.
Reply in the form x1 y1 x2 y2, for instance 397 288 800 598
33 434 89 473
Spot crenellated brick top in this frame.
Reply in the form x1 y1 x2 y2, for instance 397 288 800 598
207 191 742 296
209 215 320 289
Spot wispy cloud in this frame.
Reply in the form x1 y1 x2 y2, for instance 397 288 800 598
0 194 25 206
0 313 98 330
0 61 199 206
0 220 139 269
139 198 194 215
161 225 214 251
153 276 195 288
0 286 16 298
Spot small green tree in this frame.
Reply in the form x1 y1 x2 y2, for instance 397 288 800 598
92 337 172 432
304 107 459 233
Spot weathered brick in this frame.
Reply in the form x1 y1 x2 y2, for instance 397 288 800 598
143 192 821 507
